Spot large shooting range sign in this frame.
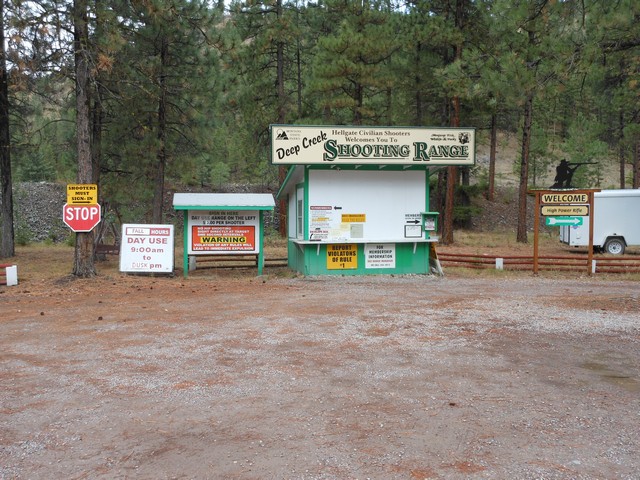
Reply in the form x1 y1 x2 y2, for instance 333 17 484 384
187 210 260 254
271 125 475 166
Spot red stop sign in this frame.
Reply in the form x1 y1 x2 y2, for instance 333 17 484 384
63 204 101 232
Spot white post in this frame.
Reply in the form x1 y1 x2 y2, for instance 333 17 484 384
591 259 597 275
6 265 18 286
495 258 504 270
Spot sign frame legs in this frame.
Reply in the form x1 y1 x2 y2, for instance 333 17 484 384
183 210 189 278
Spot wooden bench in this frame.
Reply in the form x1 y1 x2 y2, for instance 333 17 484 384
189 254 288 270
95 244 120 256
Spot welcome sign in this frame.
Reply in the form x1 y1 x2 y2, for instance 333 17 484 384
271 125 475 166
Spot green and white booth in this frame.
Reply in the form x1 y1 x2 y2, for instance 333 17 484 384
272 125 475 276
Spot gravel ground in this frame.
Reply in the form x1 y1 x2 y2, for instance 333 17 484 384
1 273 639 479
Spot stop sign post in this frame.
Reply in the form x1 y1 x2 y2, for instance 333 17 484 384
63 204 101 232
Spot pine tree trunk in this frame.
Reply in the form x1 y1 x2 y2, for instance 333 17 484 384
442 0 464 245
434 170 446 236
0 0 14 258
276 0 288 237
152 36 168 225
91 0 105 186
414 43 423 125
618 110 625 188
442 95 460 245
487 113 497 201
442 167 456 245
517 94 533 244
73 0 96 277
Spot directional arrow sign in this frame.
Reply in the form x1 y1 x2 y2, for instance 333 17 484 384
545 216 583 227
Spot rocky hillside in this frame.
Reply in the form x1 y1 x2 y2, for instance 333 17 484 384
11 182 69 244
4 182 280 245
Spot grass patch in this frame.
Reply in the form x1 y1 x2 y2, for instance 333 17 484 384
445 229 562 253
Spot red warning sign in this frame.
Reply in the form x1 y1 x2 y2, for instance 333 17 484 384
191 225 256 252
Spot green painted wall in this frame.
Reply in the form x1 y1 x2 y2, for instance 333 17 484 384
287 240 431 276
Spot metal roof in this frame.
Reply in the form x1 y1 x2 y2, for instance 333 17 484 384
172 193 275 210
595 189 640 198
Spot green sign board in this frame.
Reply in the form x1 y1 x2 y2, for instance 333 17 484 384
545 216 583 226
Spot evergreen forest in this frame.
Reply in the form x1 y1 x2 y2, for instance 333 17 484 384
1 0 639 261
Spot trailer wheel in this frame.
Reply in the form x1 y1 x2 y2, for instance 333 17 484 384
604 237 625 255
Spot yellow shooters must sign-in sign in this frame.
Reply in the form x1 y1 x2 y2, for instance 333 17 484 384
327 244 357 270
67 184 98 205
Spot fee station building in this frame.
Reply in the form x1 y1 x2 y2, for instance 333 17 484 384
273 125 475 276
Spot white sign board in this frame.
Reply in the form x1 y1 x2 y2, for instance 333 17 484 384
187 210 260 255
120 224 174 273
271 125 475 166
365 244 396 269
308 169 426 242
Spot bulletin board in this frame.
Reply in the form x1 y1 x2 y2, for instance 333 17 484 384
307 169 427 242
187 210 260 255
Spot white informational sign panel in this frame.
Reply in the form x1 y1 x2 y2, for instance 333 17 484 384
308 170 426 242
271 125 475 166
120 224 174 273
187 210 260 255
365 244 396 269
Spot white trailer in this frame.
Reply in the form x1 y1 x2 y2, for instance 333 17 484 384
559 189 640 254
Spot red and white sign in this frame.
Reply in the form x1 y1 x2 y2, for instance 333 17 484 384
120 224 174 273
191 225 256 252
63 203 101 232
187 210 260 255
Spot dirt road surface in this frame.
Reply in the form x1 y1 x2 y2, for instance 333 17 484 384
1 271 639 479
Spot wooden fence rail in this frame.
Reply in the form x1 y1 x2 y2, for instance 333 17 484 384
438 252 640 274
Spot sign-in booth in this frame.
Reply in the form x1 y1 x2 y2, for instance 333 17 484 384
272 125 475 276
173 193 275 277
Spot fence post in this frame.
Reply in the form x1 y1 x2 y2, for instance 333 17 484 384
592 260 597 275
5 265 18 286
496 258 504 270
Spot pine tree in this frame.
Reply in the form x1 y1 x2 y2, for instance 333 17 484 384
98 0 221 222
307 0 399 125
0 0 14 258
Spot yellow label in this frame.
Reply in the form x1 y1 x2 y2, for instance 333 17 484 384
341 214 366 223
67 184 98 205
327 244 357 270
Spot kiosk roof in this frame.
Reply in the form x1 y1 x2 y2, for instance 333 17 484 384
172 193 275 210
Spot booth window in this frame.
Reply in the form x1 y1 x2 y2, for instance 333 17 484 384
296 196 304 238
